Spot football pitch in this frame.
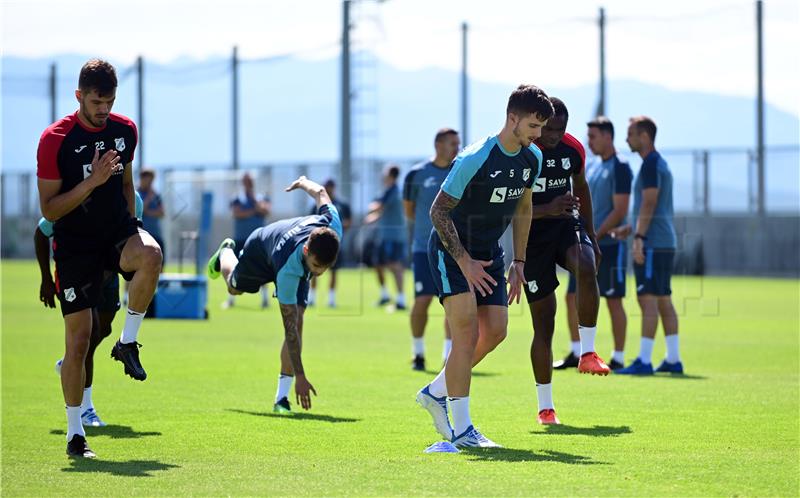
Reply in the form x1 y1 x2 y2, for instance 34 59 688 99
1 259 798 497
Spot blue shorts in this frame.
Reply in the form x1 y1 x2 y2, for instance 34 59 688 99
412 252 438 297
377 240 405 265
427 235 507 307
634 248 675 296
567 242 627 298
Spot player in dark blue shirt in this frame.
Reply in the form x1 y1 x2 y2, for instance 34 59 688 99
415 84 553 448
307 179 351 308
616 116 683 375
560 117 633 372
207 176 343 412
402 128 460 371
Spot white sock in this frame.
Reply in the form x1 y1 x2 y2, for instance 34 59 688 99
449 396 472 435
413 337 425 357
578 325 597 355
66 405 85 441
260 286 269 302
570 341 581 357
442 339 452 361
308 289 316 303
80 386 94 412
120 308 144 344
428 369 448 398
396 293 406 307
328 289 336 306
665 334 681 363
612 351 625 364
227 294 235 305
536 383 554 411
275 374 293 402
639 337 655 364
380 286 389 300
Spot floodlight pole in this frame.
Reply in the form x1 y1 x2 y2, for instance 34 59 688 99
461 21 468 145
137 56 144 171
755 0 765 216
340 0 352 202
232 45 240 171
598 7 606 116
49 63 57 124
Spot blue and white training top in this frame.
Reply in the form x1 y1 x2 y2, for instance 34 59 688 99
437 135 542 260
632 150 676 249
244 203 343 305
402 161 451 253
586 154 633 246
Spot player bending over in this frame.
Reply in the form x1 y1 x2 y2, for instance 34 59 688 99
207 176 343 412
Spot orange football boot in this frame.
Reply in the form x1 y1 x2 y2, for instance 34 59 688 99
578 352 611 376
537 409 561 425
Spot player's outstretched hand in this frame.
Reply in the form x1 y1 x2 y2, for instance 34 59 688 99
546 193 580 217
458 257 496 297
40 279 56 308
285 176 308 192
87 148 121 188
507 260 525 305
294 374 317 410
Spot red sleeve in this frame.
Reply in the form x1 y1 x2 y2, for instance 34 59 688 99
563 133 586 175
36 129 63 180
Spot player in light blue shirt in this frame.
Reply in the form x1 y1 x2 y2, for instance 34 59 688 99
207 176 342 413
617 116 683 375
560 117 632 371
364 165 406 309
415 84 552 448
34 191 144 428
402 128 460 371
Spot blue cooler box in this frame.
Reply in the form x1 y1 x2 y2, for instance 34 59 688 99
153 274 208 319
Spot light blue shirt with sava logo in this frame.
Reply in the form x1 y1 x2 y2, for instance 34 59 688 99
439 135 542 259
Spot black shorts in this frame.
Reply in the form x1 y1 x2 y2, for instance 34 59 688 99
427 233 507 307
634 248 675 296
53 216 141 316
230 237 275 294
97 273 121 313
523 218 593 303
567 241 627 298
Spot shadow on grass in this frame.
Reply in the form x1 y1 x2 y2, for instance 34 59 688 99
50 425 162 439
62 458 180 477
461 447 607 465
225 408 360 423
532 425 632 437
617 373 707 380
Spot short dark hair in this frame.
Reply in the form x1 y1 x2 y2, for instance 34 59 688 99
549 97 569 121
385 164 400 180
78 59 117 97
506 85 555 121
630 116 657 142
587 116 615 139
434 128 458 144
323 178 336 188
139 168 156 179
307 227 340 266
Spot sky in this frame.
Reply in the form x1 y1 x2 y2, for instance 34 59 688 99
2 0 799 116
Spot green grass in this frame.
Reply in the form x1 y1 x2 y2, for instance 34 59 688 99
2 259 798 496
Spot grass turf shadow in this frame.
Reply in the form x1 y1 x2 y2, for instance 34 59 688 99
226 408 360 423
51 425 162 439
62 459 180 477
532 425 632 437
461 447 608 465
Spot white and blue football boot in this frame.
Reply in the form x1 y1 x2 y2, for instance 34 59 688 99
81 408 107 427
451 425 501 448
415 385 453 439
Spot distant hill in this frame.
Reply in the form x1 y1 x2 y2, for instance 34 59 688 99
2 53 798 171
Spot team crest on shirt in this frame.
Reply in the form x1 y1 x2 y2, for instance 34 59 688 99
64 288 76 303
523 168 531 181
423 176 438 188
561 158 571 170
115 137 126 151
